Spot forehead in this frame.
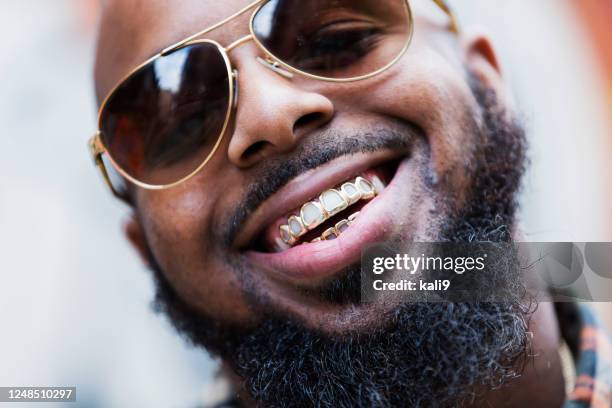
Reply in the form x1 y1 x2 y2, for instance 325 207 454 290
118 0 254 50
94 0 445 102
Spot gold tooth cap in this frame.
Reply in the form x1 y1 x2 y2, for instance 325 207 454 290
274 237 291 251
279 225 297 245
300 201 326 230
335 219 350 234
348 212 360 222
371 175 386 194
355 177 376 199
319 188 348 216
340 182 362 205
288 215 306 237
321 227 338 241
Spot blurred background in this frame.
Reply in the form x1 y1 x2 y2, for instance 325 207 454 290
0 0 610 406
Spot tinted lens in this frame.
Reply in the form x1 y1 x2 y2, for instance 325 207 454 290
100 42 231 186
252 0 411 79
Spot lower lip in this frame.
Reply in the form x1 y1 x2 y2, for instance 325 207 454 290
245 157 410 284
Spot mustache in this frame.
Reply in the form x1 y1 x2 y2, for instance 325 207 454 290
223 126 418 246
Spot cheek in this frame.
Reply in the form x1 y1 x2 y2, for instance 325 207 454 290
330 43 480 203
135 177 253 323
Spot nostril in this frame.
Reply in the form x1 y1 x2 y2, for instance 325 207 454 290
293 112 328 134
237 112 331 164
241 140 271 162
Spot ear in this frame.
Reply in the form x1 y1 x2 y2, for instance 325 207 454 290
124 214 151 268
460 26 504 91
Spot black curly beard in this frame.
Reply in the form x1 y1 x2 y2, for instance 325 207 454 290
147 73 531 407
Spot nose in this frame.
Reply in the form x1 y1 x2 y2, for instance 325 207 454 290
227 47 335 168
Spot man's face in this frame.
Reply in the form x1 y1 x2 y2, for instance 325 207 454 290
96 0 529 405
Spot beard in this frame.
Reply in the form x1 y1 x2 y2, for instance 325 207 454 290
147 73 531 407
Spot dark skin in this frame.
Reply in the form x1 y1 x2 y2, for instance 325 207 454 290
95 1 566 406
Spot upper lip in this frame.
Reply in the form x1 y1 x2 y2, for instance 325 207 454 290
234 149 405 250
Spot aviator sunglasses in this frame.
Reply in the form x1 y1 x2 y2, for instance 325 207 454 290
90 0 459 198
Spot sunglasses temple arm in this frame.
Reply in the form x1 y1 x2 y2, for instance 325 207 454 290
95 156 123 199
89 136 129 202
431 0 460 33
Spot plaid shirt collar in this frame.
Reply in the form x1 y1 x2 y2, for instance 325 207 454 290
564 305 612 408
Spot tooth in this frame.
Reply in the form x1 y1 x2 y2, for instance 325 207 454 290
321 227 338 241
340 182 362 205
371 175 386 194
319 189 348 216
335 219 350 234
300 201 326 230
311 237 322 243
348 212 360 223
274 237 291 251
279 225 297 245
355 177 376 199
288 215 306 237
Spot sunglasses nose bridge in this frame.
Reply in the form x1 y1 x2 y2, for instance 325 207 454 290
225 34 255 53
226 38 295 80
225 33 294 78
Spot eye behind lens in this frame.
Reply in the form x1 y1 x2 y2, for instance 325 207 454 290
292 25 383 74
99 41 232 187
251 0 413 80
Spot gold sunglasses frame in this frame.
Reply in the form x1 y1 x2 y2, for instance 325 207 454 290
90 0 459 198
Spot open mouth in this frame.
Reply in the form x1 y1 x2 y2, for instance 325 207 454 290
241 149 415 329
254 159 400 253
